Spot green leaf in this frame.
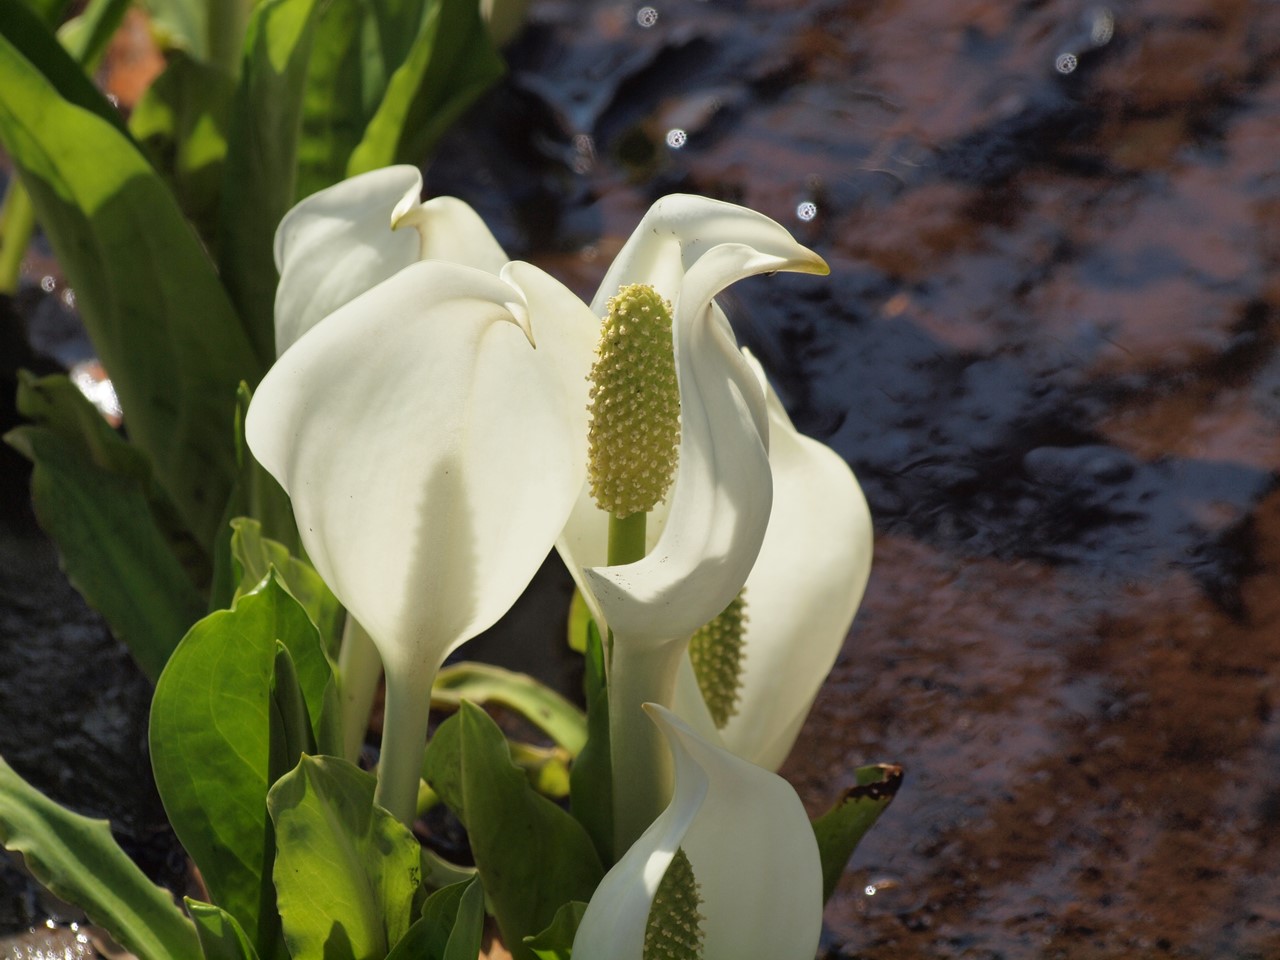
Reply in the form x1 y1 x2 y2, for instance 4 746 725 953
0 11 264 547
5 422 206 682
56 0 131 68
424 703 603 960
347 0 504 175
230 517 342 653
569 622 611 866
812 763 904 903
0 756 201 960
565 589 591 654
149 574 333 955
146 0 210 60
433 662 586 755
386 877 485 960
268 756 422 960
20 0 74 29
525 900 587 960
217 0 323 364
292 0 369 200
129 50 235 250
187 900 262 960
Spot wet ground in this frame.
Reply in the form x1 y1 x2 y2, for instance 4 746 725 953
4 0 1280 956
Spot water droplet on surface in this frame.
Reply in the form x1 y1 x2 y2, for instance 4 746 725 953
1089 7 1115 45
797 200 818 221
665 128 687 148
857 872 926 916
39 275 56 293
1055 52 1078 74
60 288 76 309
636 5 658 27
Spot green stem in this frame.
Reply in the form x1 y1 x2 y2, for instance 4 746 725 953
609 639 684 855
374 664 433 826
605 507 681 853
0 176 36 297
208 0 252 77
608 511 646 567
337 617 382 763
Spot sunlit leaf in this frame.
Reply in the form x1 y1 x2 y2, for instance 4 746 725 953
150 575 332 956
187 900 261 960
0 6 263 546
347 0 504 175
268 756 422 960
525 900 587 960
0 756 200 960
217 0 323 364
424 703 603 960
432 662 586 755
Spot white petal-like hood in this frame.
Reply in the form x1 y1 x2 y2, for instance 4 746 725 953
572 704 823 960
557 195 829 645
248 260 596 680
273 166 508 354
674 351 873 770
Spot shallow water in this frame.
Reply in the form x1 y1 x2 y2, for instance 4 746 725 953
4 0 1280 956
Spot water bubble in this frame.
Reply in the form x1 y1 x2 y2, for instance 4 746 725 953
61 287 76 308
1090 7 1115 45
665 128 687 149
857 872 926 916
40 275 56 293
106 93 120 108
1055 52 1078 74
636 5 658 27
796 200 818 222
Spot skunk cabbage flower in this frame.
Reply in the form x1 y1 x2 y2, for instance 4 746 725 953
272 165 507 354
572 704 823 960
673 350 873 771
552 196 828 846
247 249 597 823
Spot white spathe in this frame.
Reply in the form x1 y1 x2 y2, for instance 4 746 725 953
571 704 824 960
673 350 874 771
248 260 595 681
273 166 508 355
556 195 830 647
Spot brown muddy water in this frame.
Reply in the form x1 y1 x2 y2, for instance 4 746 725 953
3 0 1280 957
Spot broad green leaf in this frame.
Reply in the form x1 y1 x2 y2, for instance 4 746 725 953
150 575 333 954
347 0 504 175
1 0 115 119
525 900 587 960
569 622 611 865
268 756 422 960
0 756 200 960
424 703 603 960
57 0 131 68
433 662 586 755
231 517 342 653
5 424 206 682
0 11 263 547
187 899 261 960
129 50 235 250
812 763 904 903
292 0 368 200
385 877 485 960
218 0 323 364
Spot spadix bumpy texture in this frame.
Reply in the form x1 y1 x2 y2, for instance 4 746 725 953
688 591 748 729
588 284 680 519
571 705 823 960
643 848 704 960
